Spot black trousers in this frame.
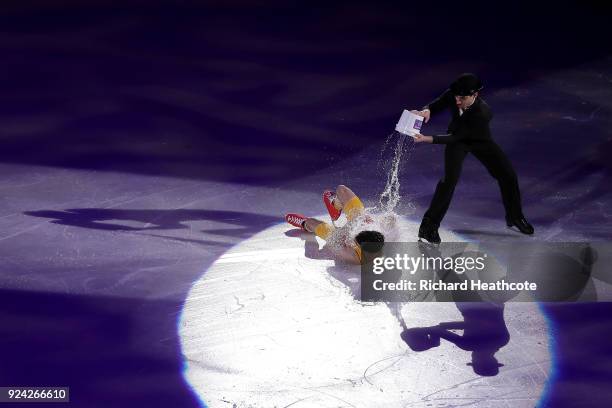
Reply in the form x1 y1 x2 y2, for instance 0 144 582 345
423 141 523 226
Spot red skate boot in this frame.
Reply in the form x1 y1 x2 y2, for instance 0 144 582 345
285 213 307 230
322 190 341 221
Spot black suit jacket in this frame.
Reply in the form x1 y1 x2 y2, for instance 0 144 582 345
423 89 493 144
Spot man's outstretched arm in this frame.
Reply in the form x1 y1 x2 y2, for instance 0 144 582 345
423 88 454 116
414 126 470 144
415 111 490 144
411 88 454 124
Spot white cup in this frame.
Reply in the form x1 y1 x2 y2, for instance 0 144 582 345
395 109 424 137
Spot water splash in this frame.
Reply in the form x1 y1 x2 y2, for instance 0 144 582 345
377 132 415 213
326 132 416 249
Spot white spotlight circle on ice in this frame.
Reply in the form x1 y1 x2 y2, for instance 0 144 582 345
180 217 551 408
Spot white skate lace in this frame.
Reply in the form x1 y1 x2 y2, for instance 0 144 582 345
287 215 304 226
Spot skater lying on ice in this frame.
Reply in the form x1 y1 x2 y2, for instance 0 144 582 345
285 185 394 264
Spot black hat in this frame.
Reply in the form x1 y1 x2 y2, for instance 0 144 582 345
450 73 483 96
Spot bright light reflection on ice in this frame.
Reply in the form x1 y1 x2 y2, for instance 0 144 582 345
180 217 551 408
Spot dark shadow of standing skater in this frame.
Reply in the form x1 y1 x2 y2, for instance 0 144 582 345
401 302 509 376
401 242 510 376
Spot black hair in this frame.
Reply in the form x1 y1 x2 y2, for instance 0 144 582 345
355 230 385 254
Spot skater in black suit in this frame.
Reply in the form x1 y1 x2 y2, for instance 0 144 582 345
412 73 534 243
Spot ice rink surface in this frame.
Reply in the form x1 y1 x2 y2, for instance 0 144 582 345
181 221 551 408
2 60 612 406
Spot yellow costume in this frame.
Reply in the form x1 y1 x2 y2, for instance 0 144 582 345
313 196 365 262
